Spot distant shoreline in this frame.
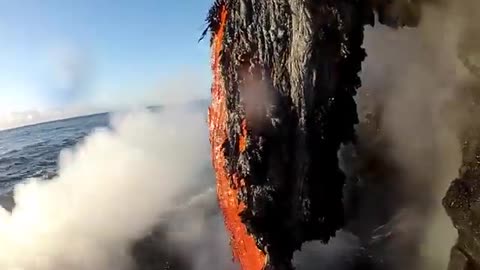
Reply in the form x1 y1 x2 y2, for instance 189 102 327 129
0 112 110 133
0 99 209 133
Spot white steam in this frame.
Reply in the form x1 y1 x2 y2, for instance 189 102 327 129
0 106 234 270
357 1 480 270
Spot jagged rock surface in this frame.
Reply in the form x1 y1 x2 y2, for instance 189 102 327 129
205 0 375 268
444 176 480 270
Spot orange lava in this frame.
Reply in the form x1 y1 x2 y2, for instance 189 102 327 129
207 4 266 270
239 119 248 153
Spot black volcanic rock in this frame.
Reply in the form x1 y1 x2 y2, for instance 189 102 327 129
205 0 376 268
444 176 480 270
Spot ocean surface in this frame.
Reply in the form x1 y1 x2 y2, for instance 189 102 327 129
0 113 110 193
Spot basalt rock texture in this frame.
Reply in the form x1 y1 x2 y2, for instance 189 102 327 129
205 0 374 269
444 175 480 270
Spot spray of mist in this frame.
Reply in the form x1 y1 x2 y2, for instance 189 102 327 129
0 105 236 270
354 1 480 270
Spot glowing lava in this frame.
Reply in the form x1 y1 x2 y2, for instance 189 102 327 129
207 4 266 270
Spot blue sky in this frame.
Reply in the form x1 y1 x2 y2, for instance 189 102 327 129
0 0 213 114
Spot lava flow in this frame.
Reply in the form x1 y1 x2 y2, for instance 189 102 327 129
207 2 266 270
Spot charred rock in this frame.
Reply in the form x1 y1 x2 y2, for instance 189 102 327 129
206 0 375 268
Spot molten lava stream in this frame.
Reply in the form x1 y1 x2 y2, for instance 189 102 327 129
207 5 266 270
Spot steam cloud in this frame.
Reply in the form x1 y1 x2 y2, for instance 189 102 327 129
349 1 480 270
0 106 235 270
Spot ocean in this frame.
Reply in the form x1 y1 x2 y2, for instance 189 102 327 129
0 113 110 192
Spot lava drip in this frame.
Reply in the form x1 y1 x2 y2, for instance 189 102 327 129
205 0 373 269
207 2 266 270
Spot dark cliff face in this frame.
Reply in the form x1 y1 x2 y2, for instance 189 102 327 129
444 177 480 270
207 0 374 268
